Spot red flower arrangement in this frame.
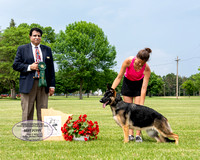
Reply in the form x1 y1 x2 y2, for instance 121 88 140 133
61 114 99 141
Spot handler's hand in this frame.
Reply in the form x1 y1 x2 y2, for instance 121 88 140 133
49 88 55 96
30 62 39 70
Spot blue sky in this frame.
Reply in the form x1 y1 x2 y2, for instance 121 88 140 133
1 0 200 77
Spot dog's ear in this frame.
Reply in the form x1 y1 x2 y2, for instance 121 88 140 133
107 84 111 90
106 84 114 93
115 93 122 102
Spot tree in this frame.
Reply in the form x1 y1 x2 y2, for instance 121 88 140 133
147 72 164 97
95 69 121 93
0 81 10 94
53 21 116 99
162 73 176 96
55 71 79 96
83 69 119 97
182 80 196 97
81 69 120 98
55 69 119 98
190 72 200 96
9 19 16 28
0 25 29 98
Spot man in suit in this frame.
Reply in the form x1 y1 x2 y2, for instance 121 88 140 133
13 28 55 121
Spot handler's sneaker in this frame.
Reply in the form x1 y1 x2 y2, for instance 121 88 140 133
129 135 135 141
135 136 143 142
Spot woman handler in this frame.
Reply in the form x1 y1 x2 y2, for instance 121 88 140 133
111 48 152 142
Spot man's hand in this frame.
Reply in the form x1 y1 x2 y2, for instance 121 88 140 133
30 62 39 70
49 88 55 96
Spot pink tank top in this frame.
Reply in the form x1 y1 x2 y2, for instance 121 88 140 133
125 57 146 81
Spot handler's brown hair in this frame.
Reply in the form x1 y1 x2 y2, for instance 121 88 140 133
136 48 152 62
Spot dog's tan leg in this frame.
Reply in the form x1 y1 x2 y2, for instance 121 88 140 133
157 129 179 144
122 125 129 143
154 118 179 144
115 112 129 143
159 135 166 143
154 135 165 143
175 135 179 145
154 137 160 143
167 133 179 145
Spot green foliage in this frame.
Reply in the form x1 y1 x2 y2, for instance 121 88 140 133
53 21 116 98
162 73 176 96
161 73 187 96
9 19 16 28
55 71 79 94
192 73 200 92
94 69 120 92
0 82 10 93
182 71 200 96
0 25 29 96
55 69 119 95
147 72 164 96
182 80 195 96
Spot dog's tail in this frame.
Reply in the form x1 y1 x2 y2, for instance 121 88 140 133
146 128 176 143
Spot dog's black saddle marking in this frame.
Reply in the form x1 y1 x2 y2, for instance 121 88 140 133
115 101 165 128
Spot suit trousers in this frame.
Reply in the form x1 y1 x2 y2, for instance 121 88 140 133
21 79 48 121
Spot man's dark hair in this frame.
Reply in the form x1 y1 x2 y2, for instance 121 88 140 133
29 28 43 36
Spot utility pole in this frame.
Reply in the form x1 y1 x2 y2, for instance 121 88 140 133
175 56 180 99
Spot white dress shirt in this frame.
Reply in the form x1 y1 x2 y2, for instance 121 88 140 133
27 43 43 71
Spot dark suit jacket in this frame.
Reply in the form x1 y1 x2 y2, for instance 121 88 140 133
13 43 55 94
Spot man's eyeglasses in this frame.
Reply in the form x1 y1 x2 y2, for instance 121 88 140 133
32 35 41 37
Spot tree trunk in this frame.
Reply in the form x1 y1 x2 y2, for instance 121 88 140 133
79 80 83 100
148 90 152 97
10 81 16 99
87 93 89 98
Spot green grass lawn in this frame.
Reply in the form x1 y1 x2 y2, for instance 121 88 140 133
0 96 200 160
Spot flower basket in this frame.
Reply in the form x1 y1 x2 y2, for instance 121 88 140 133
61 114 99 141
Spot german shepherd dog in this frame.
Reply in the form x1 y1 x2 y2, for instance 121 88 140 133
99 87 179 144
